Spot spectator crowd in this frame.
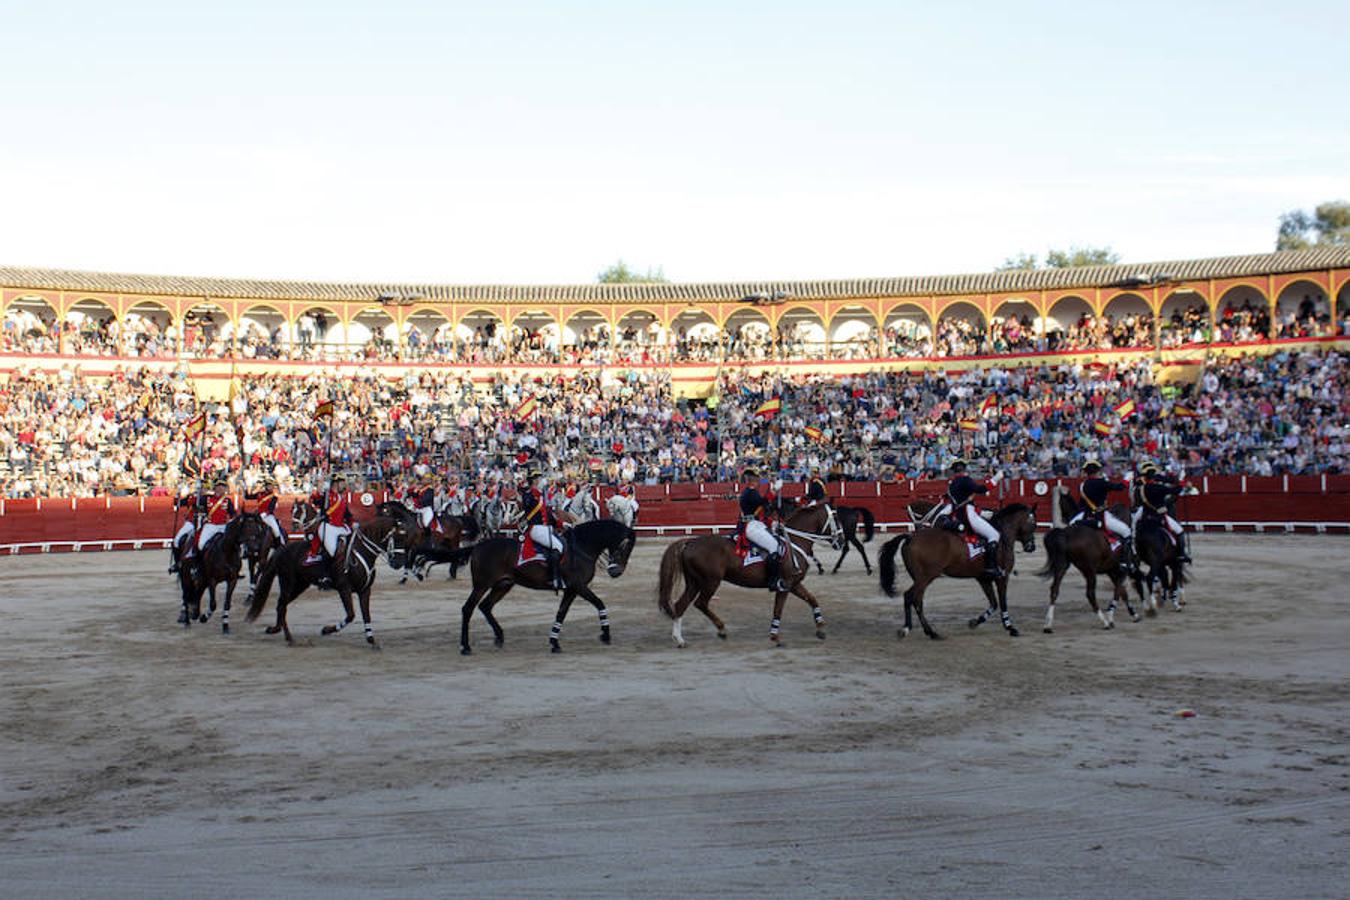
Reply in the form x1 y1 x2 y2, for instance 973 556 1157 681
2 347 1345 498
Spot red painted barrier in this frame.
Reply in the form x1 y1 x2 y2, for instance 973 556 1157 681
1 477 1347 552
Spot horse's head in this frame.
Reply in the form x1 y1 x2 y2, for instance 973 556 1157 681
605 524 638 578
291 500 318 533
994 503 1038 553
236 512 267 557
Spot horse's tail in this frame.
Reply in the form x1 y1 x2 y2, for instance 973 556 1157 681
1036 528 1067 578
245 547 283 622
859 507 876 542
446 544 476 568
879 533 909 598
657 540 685 619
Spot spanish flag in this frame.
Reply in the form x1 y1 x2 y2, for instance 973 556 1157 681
184 413 205 440
514 394 538 419
980 395 997 416
958 419 981 432
314 399 334 419
754 397 781 419
1093 421 1115 436
1113 398 1137 420
803 425 824 442
1172 404 1200 419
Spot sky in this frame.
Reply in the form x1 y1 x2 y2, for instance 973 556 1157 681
0 0 1345 286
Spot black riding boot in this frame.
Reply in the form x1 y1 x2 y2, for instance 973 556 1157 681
1177 531 1192 564
168 543 181 574
1120 538 1136 574
982 541 1002 578
547 548 565 589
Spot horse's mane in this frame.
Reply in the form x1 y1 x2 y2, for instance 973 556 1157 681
990 502 1031 525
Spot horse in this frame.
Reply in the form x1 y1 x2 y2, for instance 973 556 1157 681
1131 515 1188 617
606 493 638 528
377 501 480 582
558 490 600 524
878 503 1038 639
454 518 637 655
176 513 268 635
655 503 834 648
477 496 518 537
1036 486 1137 632
244 515 420 648
242 513 282 591
830 505 877 574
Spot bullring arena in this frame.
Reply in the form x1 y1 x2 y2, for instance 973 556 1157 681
2 250 1348 898
0 534 1346 898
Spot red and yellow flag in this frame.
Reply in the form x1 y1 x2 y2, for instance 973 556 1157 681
184 413 205 440
514 394 538 419
1113 398 1136 419
754 397 781 418
980 395 997 416
958 419 981 432
1172 404 1200 419
1093 421 1115 436
803 425 824 442
314 399 334 419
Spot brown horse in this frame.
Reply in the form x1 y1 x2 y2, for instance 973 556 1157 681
1036 486 1137 632
1131 515 1189 617
455 518 637 655
878 503 1038 639
244 515 420 648
656 504 833 647
377 501 480 582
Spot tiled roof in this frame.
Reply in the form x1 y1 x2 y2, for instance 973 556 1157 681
1 248 1347 305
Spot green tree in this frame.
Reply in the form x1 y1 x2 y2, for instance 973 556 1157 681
1277 201 1350 251
597 260 668 283
997 246 1119 271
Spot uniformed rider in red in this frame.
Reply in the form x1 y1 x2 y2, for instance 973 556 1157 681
309 475 354 567
195 480 237 556
518 471 565 589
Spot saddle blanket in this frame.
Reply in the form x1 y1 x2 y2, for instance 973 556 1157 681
963 535 984 560
730 534 766 568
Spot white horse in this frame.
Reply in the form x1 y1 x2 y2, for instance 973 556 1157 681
606 494 638 528
559 490 601 525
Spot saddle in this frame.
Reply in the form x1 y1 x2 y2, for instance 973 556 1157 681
961 533 985 559
518 529 566 567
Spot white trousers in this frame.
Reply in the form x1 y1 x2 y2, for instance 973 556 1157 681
319 522 350 556
528 524 563 552
743 519 780 555
1132 507 1183 535
1071 510 1131 538
936 503 999 542
197 521 225 550
418 507 435 529
174 520 196 550
260 512 285 541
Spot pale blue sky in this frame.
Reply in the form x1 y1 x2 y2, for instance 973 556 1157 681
0 1 1345 284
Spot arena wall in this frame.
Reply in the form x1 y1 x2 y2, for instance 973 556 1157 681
3 476 1347 553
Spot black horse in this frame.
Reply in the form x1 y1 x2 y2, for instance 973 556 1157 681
1132 516 1189 617
177 513 268 635
454 519 637 655
378 501 480 582
830 505 877 574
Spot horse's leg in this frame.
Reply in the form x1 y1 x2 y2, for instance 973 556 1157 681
996 575 1018 637
459 585 484 655
812 551 825 576
221 575 235 635
912 579 942 641
265 585 296 644
768 589 789 645
574 584 612 646
1045 567 1067 633
322 585 357 637
854 535 873 576
671 579 702 648
1119 568 1140 623
968 577 999 630
691 589 727 641
477 580 513 649
1084 570 1112 630
789 582 827 640
832 537 850 573
548 589 577 653
357 583 378 648
899 586 915 639
201 579 215 623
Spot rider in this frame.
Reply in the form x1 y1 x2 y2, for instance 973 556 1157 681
1071 459 1136 574
253 478 285 543
309 475 353 566
1133 462 1192 563
168 486 207 573
802 467 828 507
620 482 639 523
931 458 1001 578
414 477 439 534
736 469 789 592
519 470 565 589
195 480 236 556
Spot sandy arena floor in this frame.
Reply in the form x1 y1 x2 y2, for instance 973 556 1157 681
0 534 1346 899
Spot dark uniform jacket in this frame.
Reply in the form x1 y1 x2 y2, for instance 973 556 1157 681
805 477 827 503
1081 476 1127 513
946 475 988 507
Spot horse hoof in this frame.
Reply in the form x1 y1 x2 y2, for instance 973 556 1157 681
493 637 504 649
926 631 944 641
198 614 209 623
674 640 687 649
897 628 909 640
1006 627 1020 637
717 630 727 640
321 626 336 635
369 642 382 651
967 618 981 630
815 629 826 641
1043 627 1054 634
222 624 230 635
1131 614 1142 623
1145 608 1158 618
600 629 612 644
1104 622 1115 630
550 640 562 653
460 646 472 656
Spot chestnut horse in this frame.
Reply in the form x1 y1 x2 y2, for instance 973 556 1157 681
878 503 1038 639
1036 486 1136 632
656 503 833 647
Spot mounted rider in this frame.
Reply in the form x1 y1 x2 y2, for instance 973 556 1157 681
309 474 354 566
195 480 236 556
802 468 828 508
414 477 439 534
518 469 565 589
736 469 789 592
1132 462 1192 563
930 458 1001 578
251 478 285 543
1071 459 1136 573
168 485 209 573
